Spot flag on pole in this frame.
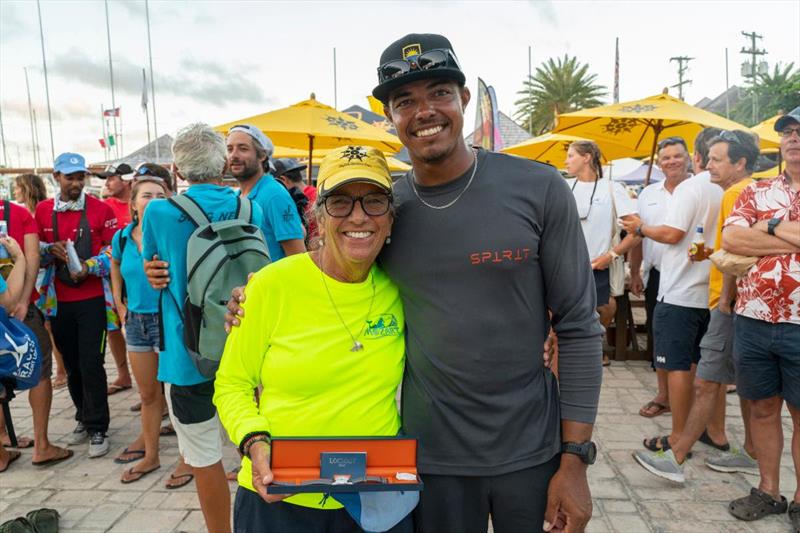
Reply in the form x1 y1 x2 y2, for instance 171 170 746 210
103 107 120 117
98 138 106 148
613 37 620 103
141 69 148 112
107 135 116 146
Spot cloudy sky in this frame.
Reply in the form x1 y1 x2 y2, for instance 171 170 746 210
1 0 797 168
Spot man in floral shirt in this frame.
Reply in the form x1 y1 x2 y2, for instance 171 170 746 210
722 107 800 527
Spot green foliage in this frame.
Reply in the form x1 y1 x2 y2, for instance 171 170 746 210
732 62 800 126
514 55 606 135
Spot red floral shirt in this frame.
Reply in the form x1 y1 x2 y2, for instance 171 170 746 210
724 174 800 325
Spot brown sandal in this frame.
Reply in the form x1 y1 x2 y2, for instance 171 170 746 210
639 401 670 418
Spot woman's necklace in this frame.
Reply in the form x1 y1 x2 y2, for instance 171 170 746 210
318 261 376 352
408 148 479 210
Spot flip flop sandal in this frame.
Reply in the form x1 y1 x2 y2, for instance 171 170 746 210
788 501 800 532
130 402 142 412
25 509 60 533
107 384 132 396
0 517 37 533
728 487 788 521
639 401 670 418
643 436 692 458
160 425 176 437
699 430 731 452
1 436 33 449
31 447 74 467
121 464 161 484
226 466 241 481
114 448 146 464
166 472 194 490
0 450 21 473
52 376 67 390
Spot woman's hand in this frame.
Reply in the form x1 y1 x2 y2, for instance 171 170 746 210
0 236 24 262
249 441 287 504
70 261 89 282
591 253 612 271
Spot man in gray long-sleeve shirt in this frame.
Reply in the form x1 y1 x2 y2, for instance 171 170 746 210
375 33 603 533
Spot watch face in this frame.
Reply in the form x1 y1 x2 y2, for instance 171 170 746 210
586 442 597 464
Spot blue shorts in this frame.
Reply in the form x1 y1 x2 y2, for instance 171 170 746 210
593 269 610 307
653 302 709 371
125 311 160 353
733 315 800 408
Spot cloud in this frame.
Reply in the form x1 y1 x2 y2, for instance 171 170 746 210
2 98 96 122
528 0 558 25
49 50 269 105
115 0 146 18
0 2 29 41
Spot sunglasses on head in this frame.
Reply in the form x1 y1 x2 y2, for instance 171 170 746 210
717 130 743 146
377 49 461 85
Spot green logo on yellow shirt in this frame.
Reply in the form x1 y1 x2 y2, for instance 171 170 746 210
364 314 400 338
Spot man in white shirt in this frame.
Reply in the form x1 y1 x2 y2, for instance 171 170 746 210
621 135 722 455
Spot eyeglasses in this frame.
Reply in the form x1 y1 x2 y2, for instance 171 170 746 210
657 136 688 151
779 126 800 139
322 193 392 218
377 49 461 85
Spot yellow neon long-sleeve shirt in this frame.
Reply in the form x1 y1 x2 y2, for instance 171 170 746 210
214 253 404 509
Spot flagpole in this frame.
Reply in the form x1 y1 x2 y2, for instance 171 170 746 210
145 0 159 160
33 109 43 168
724 48 730 119
142 68 151 156
104 0 119 159
24 67 38 170
119 109 124 158
333 47 338 110
36 0 56 165
614 37 620 103
0 103 8 167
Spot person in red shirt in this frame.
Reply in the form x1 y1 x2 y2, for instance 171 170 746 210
0 199 73 467
36 153 118 458
96 163 134 394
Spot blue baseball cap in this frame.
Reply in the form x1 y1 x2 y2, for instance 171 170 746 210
227 124 274 157
774 106 800 132
53 153 88 174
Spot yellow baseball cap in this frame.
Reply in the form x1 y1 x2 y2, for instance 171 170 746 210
317 145 393 195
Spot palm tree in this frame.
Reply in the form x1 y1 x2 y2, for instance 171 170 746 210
732 62 800 126
514 55 606 135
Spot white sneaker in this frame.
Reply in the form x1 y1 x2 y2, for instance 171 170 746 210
705 447 758 475
66 422 88 445
88 432 109 458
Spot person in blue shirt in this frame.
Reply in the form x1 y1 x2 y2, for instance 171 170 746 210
142 123 268 533
225 124 306 260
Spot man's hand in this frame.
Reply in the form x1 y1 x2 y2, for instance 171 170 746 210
543 330 558 371
544 456 592 532
249 441 287 504
223 273 254 334
619 214 642 235
70 261 89 283
50 241 68 263
11 300 29 321
629 273 644 297
144 255 170 289
687 245 714 263
590 253 612 271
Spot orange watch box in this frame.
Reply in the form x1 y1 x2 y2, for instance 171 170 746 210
266 437 423 494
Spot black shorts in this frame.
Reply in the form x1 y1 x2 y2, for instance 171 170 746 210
593 269 610 307
653 302 709 371
414 455 560 533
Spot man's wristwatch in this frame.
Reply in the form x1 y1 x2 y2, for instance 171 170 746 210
767 218 782 236
635 224 645 237
561 441 597 465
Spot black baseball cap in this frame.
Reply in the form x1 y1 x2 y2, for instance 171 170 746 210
372 33 466 104
272 158 307 178
774 106 800 132
96 163 134 179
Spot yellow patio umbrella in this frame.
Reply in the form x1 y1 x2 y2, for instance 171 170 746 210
552 92 767 184
502 133 639 167
751 114 782 150
271 146 410 173
215 95 403 182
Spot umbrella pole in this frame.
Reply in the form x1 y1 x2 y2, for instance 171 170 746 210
644 122 663 186
307 135 314 186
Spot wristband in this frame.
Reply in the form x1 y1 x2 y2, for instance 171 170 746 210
238 431 271 457
244 436 271 459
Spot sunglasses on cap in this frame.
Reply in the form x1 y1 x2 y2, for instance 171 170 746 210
377 49 461 85
657 136 688 151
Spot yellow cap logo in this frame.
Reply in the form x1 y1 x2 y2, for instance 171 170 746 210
402 44 422 59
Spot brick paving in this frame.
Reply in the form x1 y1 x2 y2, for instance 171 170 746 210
1 359 797 532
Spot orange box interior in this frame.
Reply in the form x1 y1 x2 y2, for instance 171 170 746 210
269 437 419 487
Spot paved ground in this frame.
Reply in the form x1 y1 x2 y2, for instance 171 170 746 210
1 359 797 532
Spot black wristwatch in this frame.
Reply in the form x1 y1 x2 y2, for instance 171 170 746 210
561 441 597 465
767 218 782 236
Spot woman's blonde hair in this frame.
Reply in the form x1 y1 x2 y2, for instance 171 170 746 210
14 174 47 213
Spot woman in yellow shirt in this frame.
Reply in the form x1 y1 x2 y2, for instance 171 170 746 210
214 146 411 533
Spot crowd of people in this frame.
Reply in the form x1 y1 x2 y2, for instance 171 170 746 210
0 31 797 533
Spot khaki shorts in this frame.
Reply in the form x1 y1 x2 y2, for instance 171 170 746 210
24 306 52 380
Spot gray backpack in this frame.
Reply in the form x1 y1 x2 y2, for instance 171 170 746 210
166 194 270 378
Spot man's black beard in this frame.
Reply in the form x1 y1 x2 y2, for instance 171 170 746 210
231 162 263 183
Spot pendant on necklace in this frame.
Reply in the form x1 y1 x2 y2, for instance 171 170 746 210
351 341 364 352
